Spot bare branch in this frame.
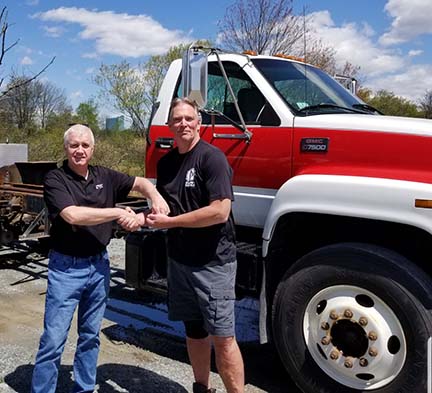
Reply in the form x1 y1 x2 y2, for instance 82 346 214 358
0 56 56 99
0 6 19 68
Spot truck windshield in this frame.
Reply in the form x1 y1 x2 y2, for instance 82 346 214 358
251 58 368 115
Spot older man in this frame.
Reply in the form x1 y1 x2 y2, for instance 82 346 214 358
31 124 169 393
145 98 244 393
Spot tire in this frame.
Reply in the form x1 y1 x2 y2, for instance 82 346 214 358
272 242 432 393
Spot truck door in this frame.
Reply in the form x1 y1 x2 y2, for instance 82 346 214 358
194 60 292 228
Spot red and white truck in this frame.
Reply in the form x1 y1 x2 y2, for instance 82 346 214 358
125 46 432 392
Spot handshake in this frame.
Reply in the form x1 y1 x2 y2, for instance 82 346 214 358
116 207 145 232
116 205 172 232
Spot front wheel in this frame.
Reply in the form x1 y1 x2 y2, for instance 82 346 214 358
272 243 432 393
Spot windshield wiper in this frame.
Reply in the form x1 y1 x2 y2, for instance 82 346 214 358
352 103 383 115
298 103 365 114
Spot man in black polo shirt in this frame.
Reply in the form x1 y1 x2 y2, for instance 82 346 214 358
144 98 244 393
31 124 169 393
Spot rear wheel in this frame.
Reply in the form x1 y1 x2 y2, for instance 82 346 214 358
272 243 432 392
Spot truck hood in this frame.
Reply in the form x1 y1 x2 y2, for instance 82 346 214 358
293 113 432 137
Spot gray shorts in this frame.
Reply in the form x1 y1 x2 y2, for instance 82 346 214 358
167 258 237 337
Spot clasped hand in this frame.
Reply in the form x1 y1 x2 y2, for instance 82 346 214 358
117 205 171 231
116 207 141 232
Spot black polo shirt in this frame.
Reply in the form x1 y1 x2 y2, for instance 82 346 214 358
44 160 135 257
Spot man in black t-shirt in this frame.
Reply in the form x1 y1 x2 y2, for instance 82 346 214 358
145 98 244 393
31 124 169 393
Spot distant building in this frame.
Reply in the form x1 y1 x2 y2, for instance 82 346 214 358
105 115 125 131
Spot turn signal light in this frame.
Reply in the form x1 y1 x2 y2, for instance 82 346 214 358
415 199 432 208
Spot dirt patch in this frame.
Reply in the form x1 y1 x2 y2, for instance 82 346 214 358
0 241 294 392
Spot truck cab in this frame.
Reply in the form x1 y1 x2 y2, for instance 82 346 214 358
127 47 432 393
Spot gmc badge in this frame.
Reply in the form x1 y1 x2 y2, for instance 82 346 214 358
300 137 329 153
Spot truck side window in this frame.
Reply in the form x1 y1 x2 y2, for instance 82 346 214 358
176 61 280 126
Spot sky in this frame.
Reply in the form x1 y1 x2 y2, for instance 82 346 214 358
2 0 432 118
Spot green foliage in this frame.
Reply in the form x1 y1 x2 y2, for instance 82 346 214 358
27 127 65 162
1 124 145 176
363 89 422 118
419 90 432 119
45 109 75 132
92 130 145 176
76 100 100 131
94 61 148 136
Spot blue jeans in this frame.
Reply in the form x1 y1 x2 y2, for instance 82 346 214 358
31 250 110 393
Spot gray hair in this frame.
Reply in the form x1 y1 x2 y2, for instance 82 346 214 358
63 124 95 147
168 97 201 122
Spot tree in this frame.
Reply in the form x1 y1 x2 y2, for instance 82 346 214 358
94 41 211 136
94 61 148 136
38 81 68 129
217 0 304 55
3 73 41 132
217 0 364 88
75 99 100 131
45 106 74 132
2 74 69 133
365 90 421 118
419 90 432 119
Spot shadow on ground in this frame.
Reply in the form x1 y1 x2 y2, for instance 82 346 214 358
102 324 294 393
4 363 188 393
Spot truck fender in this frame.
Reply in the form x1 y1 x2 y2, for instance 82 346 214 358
262 174 432 257
258 174 432 344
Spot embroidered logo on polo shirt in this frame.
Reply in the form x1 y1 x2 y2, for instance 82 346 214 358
185 168 195 187
95 183 104 190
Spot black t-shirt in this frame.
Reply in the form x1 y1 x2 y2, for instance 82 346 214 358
44 160 135 257
156 139 236 266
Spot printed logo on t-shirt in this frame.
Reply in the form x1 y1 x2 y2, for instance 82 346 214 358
185 168 195 187
95 183 104 190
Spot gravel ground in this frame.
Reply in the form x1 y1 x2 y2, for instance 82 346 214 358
0 239 296 393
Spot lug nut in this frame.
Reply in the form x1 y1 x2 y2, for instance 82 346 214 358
359 358 368 367
368 331 378 341
369 347 378 357
344 358 354 368
359 317 368 326
330 349 340 360
321 322 330 330
330 310 338 320
321 336 331 345
344 309 353 318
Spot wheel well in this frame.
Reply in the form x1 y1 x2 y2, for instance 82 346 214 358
265 212 432 306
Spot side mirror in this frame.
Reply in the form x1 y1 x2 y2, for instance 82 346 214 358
182 47 208 107
334 74 358 95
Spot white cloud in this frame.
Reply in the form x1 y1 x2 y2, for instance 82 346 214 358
408 49 423 57
360 22 375 38
85 67 95 74
366 64 432 101
82 52 99 59
308 11 405 77
306 9 432 102
43 26 65 38
33 7 194 58
26 0 39 6
380 0 432 45
70 90 83 99
21 56 34 65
